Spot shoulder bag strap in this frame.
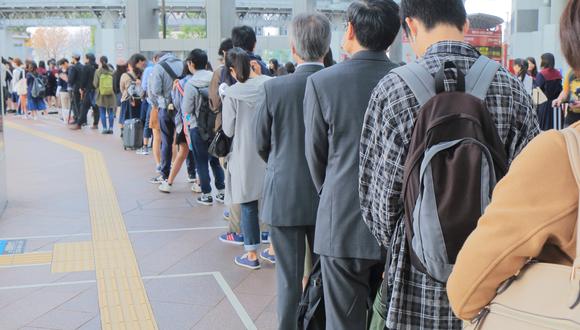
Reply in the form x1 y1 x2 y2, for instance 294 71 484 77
160 61 178 81
391 62 436 107
465 56 501 101
561 128 580 308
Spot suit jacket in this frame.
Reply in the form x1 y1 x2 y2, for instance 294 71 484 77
303 51 398 260
256 64 323 227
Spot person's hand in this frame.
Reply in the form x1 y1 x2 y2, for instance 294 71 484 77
250 60 262 75
570 101 580 110
553 98 562 108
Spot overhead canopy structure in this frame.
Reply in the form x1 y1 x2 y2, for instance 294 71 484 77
468 13 504 30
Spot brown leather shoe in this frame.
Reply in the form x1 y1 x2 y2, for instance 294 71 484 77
68 124 81 130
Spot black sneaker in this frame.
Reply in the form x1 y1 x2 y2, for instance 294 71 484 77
215 192 225 204
197 194 213 206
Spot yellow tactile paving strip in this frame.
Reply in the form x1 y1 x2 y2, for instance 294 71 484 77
51 241 95 273
0 252 53 266
6 122 158 330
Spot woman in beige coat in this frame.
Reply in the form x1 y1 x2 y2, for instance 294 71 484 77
447 0 580 321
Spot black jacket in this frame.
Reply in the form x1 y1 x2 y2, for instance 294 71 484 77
68 62 84 90
80 63 97 91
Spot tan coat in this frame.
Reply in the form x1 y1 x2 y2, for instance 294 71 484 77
119 72 137 102
447 125 579 320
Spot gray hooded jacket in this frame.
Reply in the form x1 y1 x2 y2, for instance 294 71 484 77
182 69 213 129
149 53 183 109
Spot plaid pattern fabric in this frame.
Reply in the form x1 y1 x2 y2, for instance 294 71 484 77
359 41 540 329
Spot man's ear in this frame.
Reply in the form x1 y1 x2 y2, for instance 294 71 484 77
346 22 356 40
463 19 470 34
405 17 418 40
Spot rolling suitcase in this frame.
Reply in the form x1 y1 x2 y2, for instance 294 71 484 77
123 118 143 150
553 105 564 130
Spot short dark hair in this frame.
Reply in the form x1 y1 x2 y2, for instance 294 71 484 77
540 53 556 69
128 53 146 68
226 47 251 83
57 58 69 66
560 0 580 73
231 26 257 52
219 38 234 56
400 0 466 35
346 0 401 51
85 53 96 64
285 62 296 74
186 49 208 71
39 60 46 69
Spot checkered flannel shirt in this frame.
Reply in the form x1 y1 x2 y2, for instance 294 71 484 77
359 41 540 329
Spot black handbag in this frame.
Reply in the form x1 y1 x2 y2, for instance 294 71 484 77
208 128 232 158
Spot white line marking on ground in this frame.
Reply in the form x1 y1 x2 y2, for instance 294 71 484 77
0 263 52 269
0 226 229 241
0 271 257 329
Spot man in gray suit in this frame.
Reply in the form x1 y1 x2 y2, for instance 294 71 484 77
255 13 331 330
303 1 401 329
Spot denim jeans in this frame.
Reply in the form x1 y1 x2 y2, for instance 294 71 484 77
158 108 175 179
140 100 152 139
190 127 225 193
99 107 115 130
241 201 260 252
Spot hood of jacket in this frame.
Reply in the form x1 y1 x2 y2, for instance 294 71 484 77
191 70 212 88
224 75 271 102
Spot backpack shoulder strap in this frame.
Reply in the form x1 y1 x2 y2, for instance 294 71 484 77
391 62 436 107
160 61 178 81
465 56 500 101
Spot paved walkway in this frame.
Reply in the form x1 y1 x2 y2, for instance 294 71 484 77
0 114 277 330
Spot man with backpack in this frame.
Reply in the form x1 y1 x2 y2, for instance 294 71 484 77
149 52 185 183
358 0 540 328
303 1 401 329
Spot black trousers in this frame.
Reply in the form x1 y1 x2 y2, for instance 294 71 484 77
71 89 82 123
79 90 99 126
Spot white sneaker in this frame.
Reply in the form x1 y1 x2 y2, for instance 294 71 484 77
191 182 202 193
158 181 172 193
187 175 197 183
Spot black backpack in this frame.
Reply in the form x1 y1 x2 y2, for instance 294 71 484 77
195 87 217 142
297 260 325 330
393 56 508 283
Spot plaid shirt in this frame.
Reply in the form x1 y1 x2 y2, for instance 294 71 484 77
359 41 540 329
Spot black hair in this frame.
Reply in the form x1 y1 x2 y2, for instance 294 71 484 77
226 47 251 83
128 53 146 69
85 53 96 64
48 58 56 66
324 48 335 68
526 57 538 77
100 56 110 70
540 53 556 69
57 58 69 66
513 58 528 82
28 61 38 72
206 62 213 72
400 0 467 35
219 38 234 56
346 0 401 51
231 26 257 52
269 59 279 74
285 62 296 74
39 60 46 69
186 49 209 71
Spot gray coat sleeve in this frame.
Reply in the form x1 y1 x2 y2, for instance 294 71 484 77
255 85 272 163
182 80 198 115
303 77 328 192
149 66 163 107
222 95 236 138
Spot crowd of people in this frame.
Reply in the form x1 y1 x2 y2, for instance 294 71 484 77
2 0 580 329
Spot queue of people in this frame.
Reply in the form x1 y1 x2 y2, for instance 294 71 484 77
3 0 580 329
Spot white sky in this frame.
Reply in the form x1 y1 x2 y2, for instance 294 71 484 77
464 0 512 21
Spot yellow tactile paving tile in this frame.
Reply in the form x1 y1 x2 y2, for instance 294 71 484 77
51 241 95 273
7 122 158 330
0 252 53 266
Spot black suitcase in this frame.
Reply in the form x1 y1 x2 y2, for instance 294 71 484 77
123 118 143 150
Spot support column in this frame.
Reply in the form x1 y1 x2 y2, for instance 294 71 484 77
206 0 236 67
96 11 124 62
125 0 158 56
293 0 316 15
0 27 7 63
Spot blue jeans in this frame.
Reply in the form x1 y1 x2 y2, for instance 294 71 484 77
158 108 175 179
186 150 197 178
190 127 225 193
140 100 152 139
99 107 115 130
241 201 260 252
